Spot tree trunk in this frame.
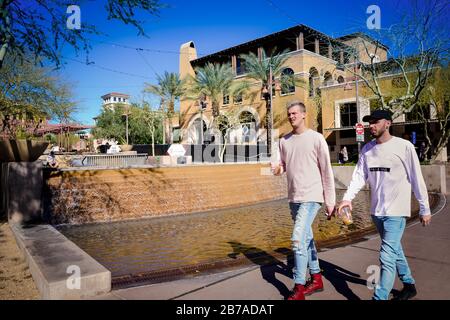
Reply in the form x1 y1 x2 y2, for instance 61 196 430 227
161 114 166 145
0 5 11 69
151 129 155 157
0 41 8 69
220 139 227 163
167 112 173 144
168 100 174 144
212 102 219 118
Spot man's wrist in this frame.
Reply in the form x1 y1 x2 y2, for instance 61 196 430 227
342 196 352 202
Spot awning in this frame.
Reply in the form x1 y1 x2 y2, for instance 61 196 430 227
36 123 94 135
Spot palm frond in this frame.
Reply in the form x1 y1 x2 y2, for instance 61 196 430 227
143 71 187 112
240 47 291 85
188 62 235 110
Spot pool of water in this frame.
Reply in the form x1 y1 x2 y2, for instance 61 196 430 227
56 190 422 278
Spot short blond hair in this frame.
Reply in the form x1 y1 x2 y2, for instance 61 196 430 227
286 100 306 112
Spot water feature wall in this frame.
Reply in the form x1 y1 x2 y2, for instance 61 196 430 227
43 164 287 225
42 163 446 225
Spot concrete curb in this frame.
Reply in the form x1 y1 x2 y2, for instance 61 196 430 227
10 223 111 300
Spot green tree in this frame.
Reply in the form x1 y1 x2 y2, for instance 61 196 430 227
92 102 163 146
138 102 163 156
0 0 165 68
144 71 186 144
91 105 128 143
415 64 450 161
215 109 254 163
333 1 449 161
51 85 79 149
186 62 249 133
0 53 77 139
241 48 304 156
338 1 447 119
129 103 163 145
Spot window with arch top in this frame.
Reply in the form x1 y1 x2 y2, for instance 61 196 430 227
280 68 295 95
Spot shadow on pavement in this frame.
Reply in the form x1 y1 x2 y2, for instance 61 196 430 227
227 242 374 300
227 241 293 299
318 259 367 300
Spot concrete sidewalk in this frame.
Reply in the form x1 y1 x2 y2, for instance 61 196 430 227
96 176 450 301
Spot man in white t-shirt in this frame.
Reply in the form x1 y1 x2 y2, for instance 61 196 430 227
338 109 431 300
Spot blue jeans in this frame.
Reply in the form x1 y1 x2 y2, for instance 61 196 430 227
289 202 322 285
371 216 415 300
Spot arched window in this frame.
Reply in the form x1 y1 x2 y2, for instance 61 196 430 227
239 111 256 144
193 118 207 144
281 68 295 94
337 76 345 84
309 67 319 97
323 72 333 86
223 94 230 105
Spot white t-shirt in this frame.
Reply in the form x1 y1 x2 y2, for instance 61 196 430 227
343 136 430 217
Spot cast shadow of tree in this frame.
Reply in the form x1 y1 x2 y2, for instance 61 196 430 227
227 241 293 299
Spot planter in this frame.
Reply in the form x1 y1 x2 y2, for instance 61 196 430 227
147 155 192 166
119 144 133 152
0 139 49 162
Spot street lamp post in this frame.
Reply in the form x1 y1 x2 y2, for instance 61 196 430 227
343 54 362 158
354 54 362 158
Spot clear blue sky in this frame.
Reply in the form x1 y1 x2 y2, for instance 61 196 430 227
55 0 443 125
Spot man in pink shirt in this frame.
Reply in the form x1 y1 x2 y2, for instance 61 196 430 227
272 100 336 300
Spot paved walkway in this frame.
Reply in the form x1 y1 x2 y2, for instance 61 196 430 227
95 173 450 300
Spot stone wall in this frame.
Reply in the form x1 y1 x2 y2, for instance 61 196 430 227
3 162 43 224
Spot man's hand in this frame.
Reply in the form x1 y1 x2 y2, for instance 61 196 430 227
325 205 335 220
420 214 431 227
337 200 352 214
270 162 282 176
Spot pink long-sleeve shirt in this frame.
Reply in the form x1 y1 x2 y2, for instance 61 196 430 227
279 129 336 207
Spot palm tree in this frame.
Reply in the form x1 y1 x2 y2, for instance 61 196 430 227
144 71 186 144
187 62 233 120
241 48 302 156
186 63 249 129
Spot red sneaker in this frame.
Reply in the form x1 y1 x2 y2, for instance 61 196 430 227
287 284 306 300
303 273 324 296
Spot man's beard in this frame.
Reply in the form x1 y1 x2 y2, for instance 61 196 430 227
371 127 387 138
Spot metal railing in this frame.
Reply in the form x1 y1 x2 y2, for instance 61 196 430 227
81 154 148 167
223 152 270 162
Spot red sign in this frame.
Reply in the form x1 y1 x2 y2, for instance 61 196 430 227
355 123 364 135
